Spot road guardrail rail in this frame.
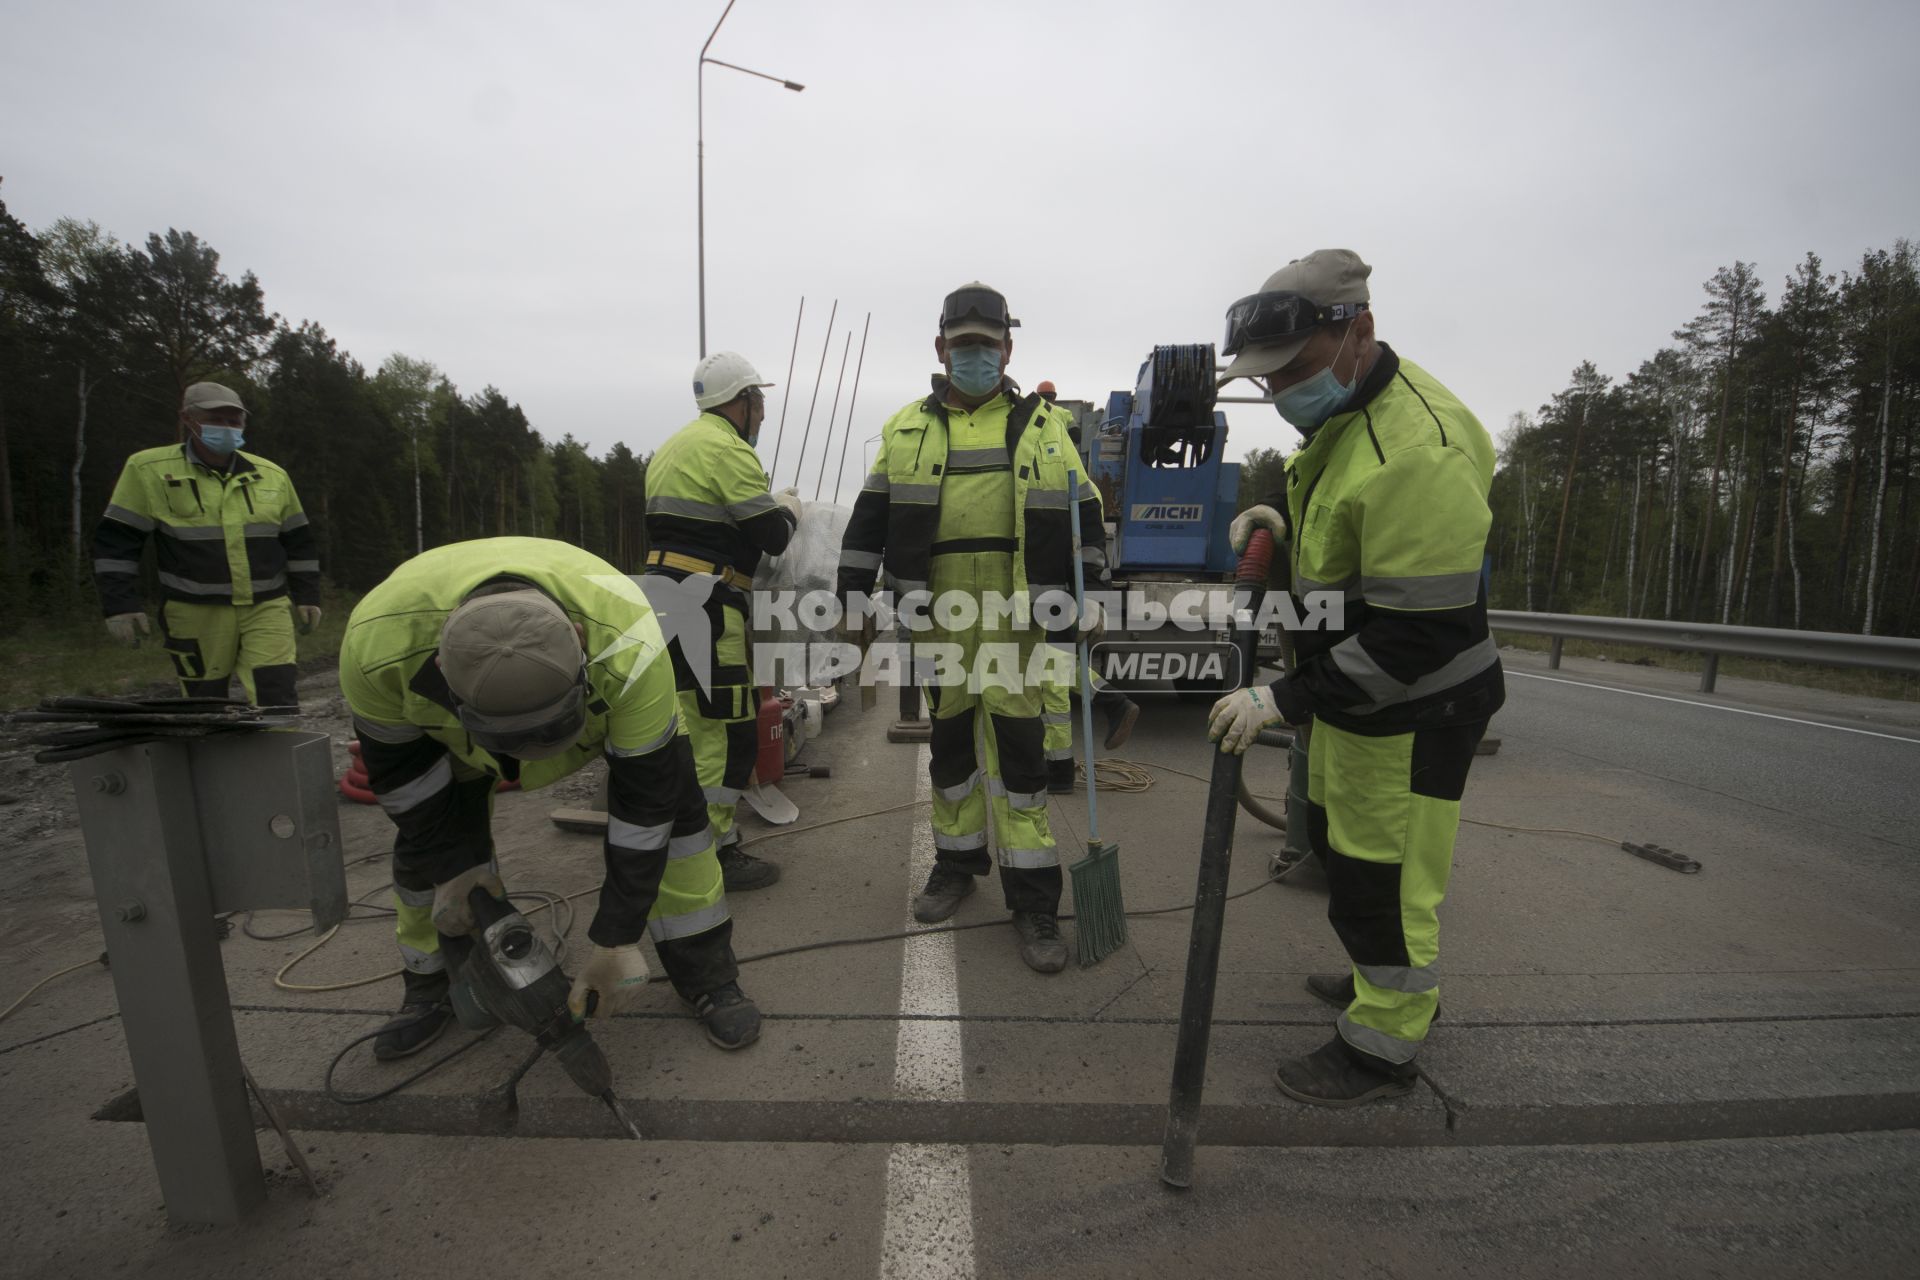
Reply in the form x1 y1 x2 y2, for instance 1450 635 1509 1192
1487 610 1920 693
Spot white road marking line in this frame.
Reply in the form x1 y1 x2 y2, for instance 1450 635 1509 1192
880 745 974 1280
1507 670 1920 744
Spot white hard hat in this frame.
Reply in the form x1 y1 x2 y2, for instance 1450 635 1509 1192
692 351 774 410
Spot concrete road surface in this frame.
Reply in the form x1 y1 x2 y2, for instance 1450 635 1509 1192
1 648 1916 1277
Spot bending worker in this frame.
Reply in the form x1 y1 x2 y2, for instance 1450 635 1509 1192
92 380 321 707
643 351 802 892
838 283 1107 973
342 537 759 1060
1035 379 1139 792
1207 249 1504 1106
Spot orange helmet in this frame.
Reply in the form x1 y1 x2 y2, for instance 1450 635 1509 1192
1036 380 1057 399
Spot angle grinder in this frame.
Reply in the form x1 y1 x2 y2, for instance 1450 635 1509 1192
443 885 643 1139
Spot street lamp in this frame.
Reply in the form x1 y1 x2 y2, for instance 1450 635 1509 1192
698 0 804 357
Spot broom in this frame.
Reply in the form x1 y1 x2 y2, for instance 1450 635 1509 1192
1067 468 1127 966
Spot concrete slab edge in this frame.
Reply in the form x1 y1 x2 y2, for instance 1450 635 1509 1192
95 1087 1920 1149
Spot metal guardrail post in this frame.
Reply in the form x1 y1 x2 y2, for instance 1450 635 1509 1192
1700 653 1719 693
68 731 345 1227
1549 636 1563 670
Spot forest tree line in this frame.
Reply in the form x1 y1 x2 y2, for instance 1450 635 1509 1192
1237 242 1920 637
0 182 653 622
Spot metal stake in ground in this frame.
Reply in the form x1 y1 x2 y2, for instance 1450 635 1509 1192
1160 528 1274 1189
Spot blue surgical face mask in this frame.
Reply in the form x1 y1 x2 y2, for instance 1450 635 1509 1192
197 424 245 454
1272 326 1356 432
948 345 1004 397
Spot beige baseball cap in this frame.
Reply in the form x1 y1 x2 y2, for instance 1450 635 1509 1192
1219 249 1373 380
182 381 247 413
440 588 583 717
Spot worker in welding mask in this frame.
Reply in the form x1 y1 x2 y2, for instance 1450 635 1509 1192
1207 249 1504 1106
835 284 1109 974
340 539 759 1061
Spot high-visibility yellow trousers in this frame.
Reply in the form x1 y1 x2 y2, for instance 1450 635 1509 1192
158 598 298 707
1307 716 1488 1065
924 550 1062 914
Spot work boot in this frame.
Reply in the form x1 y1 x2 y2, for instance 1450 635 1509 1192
1305 973 1356 1008
1304 974 1441 1022
1012 911 1068 974
1048 758 1076 794
685 981 762 1050
912 864 977 923
719 843 781 891
1097 690 1141 750
1273 1034 1418 1108
372 1001 452 1061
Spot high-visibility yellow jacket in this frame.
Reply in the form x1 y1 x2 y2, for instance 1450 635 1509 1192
1276 345 1505 735
339 537 721 947
837 381 1107 639
91 444 319 616
644 413 795 576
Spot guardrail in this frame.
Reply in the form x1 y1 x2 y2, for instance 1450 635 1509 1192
1486 610 1920 693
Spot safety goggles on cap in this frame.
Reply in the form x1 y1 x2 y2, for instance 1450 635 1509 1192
940 286 1021 334
1221 291 1368 358
454 668 588 760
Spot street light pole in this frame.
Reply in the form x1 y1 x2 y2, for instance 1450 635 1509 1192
698 0 804 357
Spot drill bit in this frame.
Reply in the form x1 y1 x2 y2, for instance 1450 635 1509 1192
601 1089 644 1140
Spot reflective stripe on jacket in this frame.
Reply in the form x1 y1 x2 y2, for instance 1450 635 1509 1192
339 537 715 947
1279 345 1505 735
644 413 795 575
837 382 1105 639
92 444 320 615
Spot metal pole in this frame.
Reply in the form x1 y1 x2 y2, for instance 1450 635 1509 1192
789 299 837 488
1159 607 1256 1189
814 331 852 500
832 312 872 504
696 0 738 358
768 295 804 483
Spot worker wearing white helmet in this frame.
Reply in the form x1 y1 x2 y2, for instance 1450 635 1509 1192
641 352 802 892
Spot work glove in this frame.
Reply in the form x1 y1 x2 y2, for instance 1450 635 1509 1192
567 943 652 1020
295 605 322 634
1077 598 1106 647
429 864 507 938
1207 681 1307 754
104 612 150 647
774 486 803 524
1228 504 1288 554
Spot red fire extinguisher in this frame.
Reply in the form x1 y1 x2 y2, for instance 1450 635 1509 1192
754 686 791 785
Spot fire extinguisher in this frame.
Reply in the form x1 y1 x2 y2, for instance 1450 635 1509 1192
754 686 791 785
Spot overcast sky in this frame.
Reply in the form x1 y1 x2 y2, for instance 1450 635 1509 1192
5 0 1916 495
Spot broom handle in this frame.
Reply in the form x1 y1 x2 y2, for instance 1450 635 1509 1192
1067 467 1099 846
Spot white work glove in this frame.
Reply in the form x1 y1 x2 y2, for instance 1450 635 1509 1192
568 943 652 1020
1208 683 1292 755
1077 598 1106 647
296 604 322 634
429 865 507 938
1229 504 1288 554
104 612 150 647
774 486 803 523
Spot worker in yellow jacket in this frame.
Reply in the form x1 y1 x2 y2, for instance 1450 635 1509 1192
1208 249 1504 1106
642 351 802 892
92 381 320 707
341 538 758 1060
